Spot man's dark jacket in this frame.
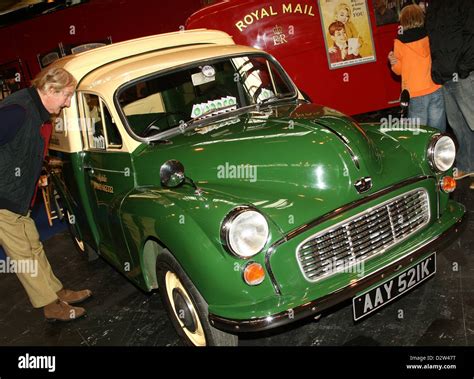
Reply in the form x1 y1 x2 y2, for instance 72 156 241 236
0 88 50 215
426 0 474 84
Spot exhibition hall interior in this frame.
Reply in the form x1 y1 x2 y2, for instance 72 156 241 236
0 0 473 354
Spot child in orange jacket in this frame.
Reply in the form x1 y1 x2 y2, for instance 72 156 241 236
388 4 446 131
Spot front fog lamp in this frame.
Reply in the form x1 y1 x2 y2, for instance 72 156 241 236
221 207 269 258
428 135 456 172
243 262 265 286
440 176 456 193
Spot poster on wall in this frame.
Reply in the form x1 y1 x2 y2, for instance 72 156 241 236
319 0 377 70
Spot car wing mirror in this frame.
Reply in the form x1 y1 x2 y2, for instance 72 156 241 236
160 159 186 188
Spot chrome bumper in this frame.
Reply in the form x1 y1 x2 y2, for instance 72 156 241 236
209 213 466 333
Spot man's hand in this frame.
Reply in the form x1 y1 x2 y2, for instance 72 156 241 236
388 51 398 65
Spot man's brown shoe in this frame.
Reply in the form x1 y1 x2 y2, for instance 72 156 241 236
44 299 86 322
57 288 92 304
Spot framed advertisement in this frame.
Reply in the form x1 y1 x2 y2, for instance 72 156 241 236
319 0 377 70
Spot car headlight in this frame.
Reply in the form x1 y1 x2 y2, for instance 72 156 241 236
428 134 456 172
221 207 269 258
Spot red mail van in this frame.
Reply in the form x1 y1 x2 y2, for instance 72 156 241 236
187 0 405 115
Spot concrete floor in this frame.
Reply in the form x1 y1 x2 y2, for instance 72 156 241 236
0 179 472 347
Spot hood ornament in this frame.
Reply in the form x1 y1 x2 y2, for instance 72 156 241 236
354 177 372 194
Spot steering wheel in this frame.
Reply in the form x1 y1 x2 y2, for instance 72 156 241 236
141 111 187 137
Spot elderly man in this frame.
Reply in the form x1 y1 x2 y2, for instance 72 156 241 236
0 67 92 321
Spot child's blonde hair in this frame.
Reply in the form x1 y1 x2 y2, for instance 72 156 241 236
333 2 351 21
399 4 425 30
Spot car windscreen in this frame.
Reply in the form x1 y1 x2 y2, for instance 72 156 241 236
116 54 296 138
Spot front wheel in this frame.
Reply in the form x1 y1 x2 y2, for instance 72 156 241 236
65 210 98 261
66 210 85 254
156 252 238 346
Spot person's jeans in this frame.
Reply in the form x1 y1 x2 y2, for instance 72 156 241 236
408 88 446 132
443 72 474 173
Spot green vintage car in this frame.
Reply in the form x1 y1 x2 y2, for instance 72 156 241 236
48 29 465 346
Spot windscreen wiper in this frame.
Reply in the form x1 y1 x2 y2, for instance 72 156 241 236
190 103 239 122
256 92 297 109
149 104 240 142
175 103 240 130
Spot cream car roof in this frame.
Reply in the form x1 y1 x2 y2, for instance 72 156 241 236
51 29 236 84
49 29 262 154
78 44 261 94
79 44 260 153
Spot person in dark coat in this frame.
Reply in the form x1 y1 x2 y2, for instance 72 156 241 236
426 0 474 187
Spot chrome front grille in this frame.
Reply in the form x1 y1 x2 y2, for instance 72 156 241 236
297 189 430 282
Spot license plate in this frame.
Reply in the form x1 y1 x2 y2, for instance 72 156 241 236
352 253 436 321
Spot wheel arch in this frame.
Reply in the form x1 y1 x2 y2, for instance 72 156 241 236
121 188 275 306
141 237 168 291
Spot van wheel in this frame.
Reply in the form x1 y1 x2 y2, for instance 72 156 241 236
65 210 98 261
66 210 85 253
156 252 238 346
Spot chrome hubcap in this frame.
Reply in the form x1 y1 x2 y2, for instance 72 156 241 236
172 288 197 332
165 271 206 346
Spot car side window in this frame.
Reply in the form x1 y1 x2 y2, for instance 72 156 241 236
102 102 122 147
83 93 104 149
82 93 122 150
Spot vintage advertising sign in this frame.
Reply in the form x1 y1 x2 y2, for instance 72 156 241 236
319 0 376 69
